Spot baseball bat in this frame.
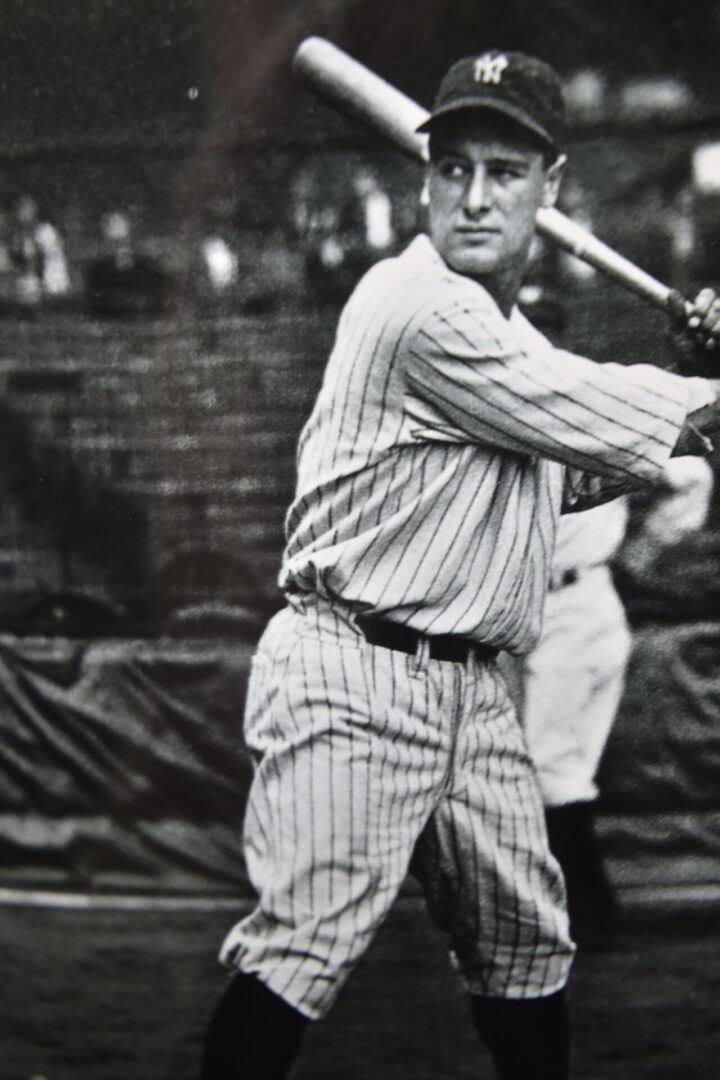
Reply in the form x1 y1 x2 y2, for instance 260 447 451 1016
293 36 673 312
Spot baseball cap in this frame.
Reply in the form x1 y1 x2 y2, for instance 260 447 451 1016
417 50 566 153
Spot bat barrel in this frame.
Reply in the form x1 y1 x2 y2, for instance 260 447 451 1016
293 37 430 162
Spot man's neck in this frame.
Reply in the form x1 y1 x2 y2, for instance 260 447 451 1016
469 266 522 319
425 237 523 318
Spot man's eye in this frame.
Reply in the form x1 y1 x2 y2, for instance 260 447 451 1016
438 160 466 179
491 165 525 181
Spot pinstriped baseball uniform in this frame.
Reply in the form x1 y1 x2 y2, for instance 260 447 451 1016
219 233 713 1019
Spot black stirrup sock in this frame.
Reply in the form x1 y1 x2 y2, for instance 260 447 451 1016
545 802 616 932
470 989 569 1080
201 971 309 1080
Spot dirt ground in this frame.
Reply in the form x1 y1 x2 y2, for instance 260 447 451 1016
2 895 720 1080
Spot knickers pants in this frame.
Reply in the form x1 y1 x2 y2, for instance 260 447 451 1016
220 598 575 1019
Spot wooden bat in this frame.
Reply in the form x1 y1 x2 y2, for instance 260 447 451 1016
293 36 673 312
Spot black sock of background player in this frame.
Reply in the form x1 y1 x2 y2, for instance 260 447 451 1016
470 989 569 1080
201 971 308 1080
545 802 616 931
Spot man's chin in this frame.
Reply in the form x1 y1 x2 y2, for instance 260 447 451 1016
445 247 498 281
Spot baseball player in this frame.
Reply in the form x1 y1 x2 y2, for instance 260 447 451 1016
201 50 720 1080
518 457 714 936
516 497 633 932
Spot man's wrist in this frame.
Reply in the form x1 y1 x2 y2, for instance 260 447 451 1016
673 391 720 458
674 420 714 458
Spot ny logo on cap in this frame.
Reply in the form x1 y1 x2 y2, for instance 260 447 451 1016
473 53 509 85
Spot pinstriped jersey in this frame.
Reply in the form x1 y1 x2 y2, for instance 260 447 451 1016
281 234 712 653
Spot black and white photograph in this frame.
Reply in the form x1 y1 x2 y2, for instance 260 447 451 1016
1 2 720 1078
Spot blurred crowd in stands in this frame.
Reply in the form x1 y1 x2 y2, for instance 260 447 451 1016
0 193 71 316
0 138 716 321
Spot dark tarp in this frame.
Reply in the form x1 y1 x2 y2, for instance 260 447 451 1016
599 622 720 813
0 636 253 894
598 621 720 897
0 623 719 898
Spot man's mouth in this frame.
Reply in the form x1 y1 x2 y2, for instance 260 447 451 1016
455 226 500 238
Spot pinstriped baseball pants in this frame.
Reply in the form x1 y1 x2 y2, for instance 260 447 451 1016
220 597 575 1020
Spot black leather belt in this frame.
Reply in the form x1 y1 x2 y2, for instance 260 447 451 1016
355 613 498 664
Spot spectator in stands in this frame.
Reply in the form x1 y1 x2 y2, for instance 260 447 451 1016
290 160 396 305
0 192 70 315
84 209 171 318
190 226 242 314
200 233 238 294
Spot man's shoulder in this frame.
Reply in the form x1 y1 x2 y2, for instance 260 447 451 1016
357 235 438 290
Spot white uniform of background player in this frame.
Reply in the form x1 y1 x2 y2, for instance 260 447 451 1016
519 458 713 926
523 498 632 809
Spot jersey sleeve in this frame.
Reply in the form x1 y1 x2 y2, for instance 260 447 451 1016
403 290 701 489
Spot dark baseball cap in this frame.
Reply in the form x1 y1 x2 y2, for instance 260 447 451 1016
417 50 566 153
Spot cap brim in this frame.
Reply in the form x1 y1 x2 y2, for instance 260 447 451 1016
416 95 558 151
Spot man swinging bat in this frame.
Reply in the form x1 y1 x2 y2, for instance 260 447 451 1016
201 48 720 1080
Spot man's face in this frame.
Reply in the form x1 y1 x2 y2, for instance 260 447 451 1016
426 114 563 291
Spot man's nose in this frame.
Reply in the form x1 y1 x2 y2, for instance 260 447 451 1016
464 167 491 215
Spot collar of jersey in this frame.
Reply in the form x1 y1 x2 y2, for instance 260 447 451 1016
410 233 518 323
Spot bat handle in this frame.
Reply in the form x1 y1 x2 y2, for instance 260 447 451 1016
538 211 718 347
536 207 672 311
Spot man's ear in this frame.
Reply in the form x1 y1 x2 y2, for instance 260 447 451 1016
542 154 567 208
420 175 430 207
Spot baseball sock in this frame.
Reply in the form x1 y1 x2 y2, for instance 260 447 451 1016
545 801 615 931
469 988 569 1080
201 971 308 1079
